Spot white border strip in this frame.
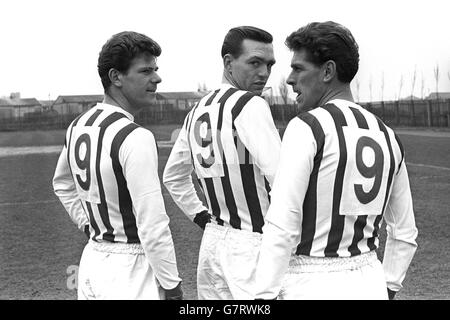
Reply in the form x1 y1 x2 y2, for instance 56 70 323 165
406 162 450 171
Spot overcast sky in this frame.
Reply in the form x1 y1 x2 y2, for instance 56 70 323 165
1 0 449 102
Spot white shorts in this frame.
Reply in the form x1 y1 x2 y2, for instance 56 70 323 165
197 223 262 300
77 240 163 300
278 251 388 300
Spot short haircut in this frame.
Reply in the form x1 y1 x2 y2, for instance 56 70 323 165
98 31 162 91
285 21 359 83
221 26 273 58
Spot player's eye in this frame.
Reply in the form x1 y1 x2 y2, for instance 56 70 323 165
141 68 156 74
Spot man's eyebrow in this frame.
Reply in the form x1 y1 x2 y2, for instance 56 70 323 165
139 66 158 71
249 56 276 64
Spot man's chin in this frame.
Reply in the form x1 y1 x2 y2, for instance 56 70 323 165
251 88 264 96
146 92 158 104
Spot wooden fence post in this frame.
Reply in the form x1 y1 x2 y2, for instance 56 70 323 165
381 101 385 121
427 100 433 127
410 100 416 126
395 100 400 125
447 99 450 128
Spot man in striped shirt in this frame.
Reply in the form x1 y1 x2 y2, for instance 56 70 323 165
254 21 418 300
53 31 182 300
163 26 281 299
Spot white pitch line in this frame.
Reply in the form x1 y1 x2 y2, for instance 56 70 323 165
0 199 59 207
0 141 175 158
406 162 450 171
0 145 63 157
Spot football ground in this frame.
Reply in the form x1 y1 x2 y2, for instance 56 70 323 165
0 124 449 300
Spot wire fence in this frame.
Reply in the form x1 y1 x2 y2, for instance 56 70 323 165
270 99 450 128
0 99 449 131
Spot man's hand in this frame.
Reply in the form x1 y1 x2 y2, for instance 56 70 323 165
163 282 183 300
83 225 90 239
193 210 211 230
387 288 397 300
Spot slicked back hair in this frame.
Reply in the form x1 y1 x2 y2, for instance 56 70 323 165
98 31 162 91
285 21 359 83
221 26 273 58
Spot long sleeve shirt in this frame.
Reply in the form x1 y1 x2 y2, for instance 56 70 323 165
163 84 281 232
53 103 181 289
255 99 418 298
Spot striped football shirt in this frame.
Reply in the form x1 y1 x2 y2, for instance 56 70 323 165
53 102 181 288
163 84 281 233
255 99 417 298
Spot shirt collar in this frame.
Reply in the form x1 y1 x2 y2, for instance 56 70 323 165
95 102 134 121
220 81 237 90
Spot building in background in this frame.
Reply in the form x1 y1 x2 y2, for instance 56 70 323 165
154 91 207 110
38 100 55 112
427 92 450 100
0 93 41 119
52 95 104 115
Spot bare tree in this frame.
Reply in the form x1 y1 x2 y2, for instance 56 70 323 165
368 75 373 102
410 66 417 125
410 66 417 98
197 82 210 94
397 74 404 100
434 63 440 100
379 71 386 120
420 72 426 99
278 77 290 124
279 77 289 105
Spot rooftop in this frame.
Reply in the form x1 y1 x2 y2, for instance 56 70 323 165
0 98 41 107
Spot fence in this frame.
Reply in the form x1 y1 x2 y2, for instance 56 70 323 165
363 99 450 127
0 108 189 131
0 112 79 131
0 99 449 131
134 106 189 126
270 99 450 128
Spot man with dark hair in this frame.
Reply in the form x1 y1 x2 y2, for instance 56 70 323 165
163 26 280 299
220 26 274 95
254 21 418 300
53 31 182 300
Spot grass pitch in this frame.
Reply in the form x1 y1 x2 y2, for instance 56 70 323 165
0 126 449 300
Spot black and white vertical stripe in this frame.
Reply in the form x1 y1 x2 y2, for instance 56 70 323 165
67 105 141 243
187 87 270 233
295 101 402 257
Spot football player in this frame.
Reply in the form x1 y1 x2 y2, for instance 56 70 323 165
163 26 281 299
53 31 182 300
254 21 418 300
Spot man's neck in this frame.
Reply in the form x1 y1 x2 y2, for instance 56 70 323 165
222 70 239 89
103 91 136 115
318 84 354 106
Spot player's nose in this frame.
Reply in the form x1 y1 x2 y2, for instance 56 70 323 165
152 73 162 84
286 73 295 86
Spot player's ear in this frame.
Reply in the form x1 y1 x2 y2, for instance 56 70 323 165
223 54 234 74
108 68 123 87
323 60 336 83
